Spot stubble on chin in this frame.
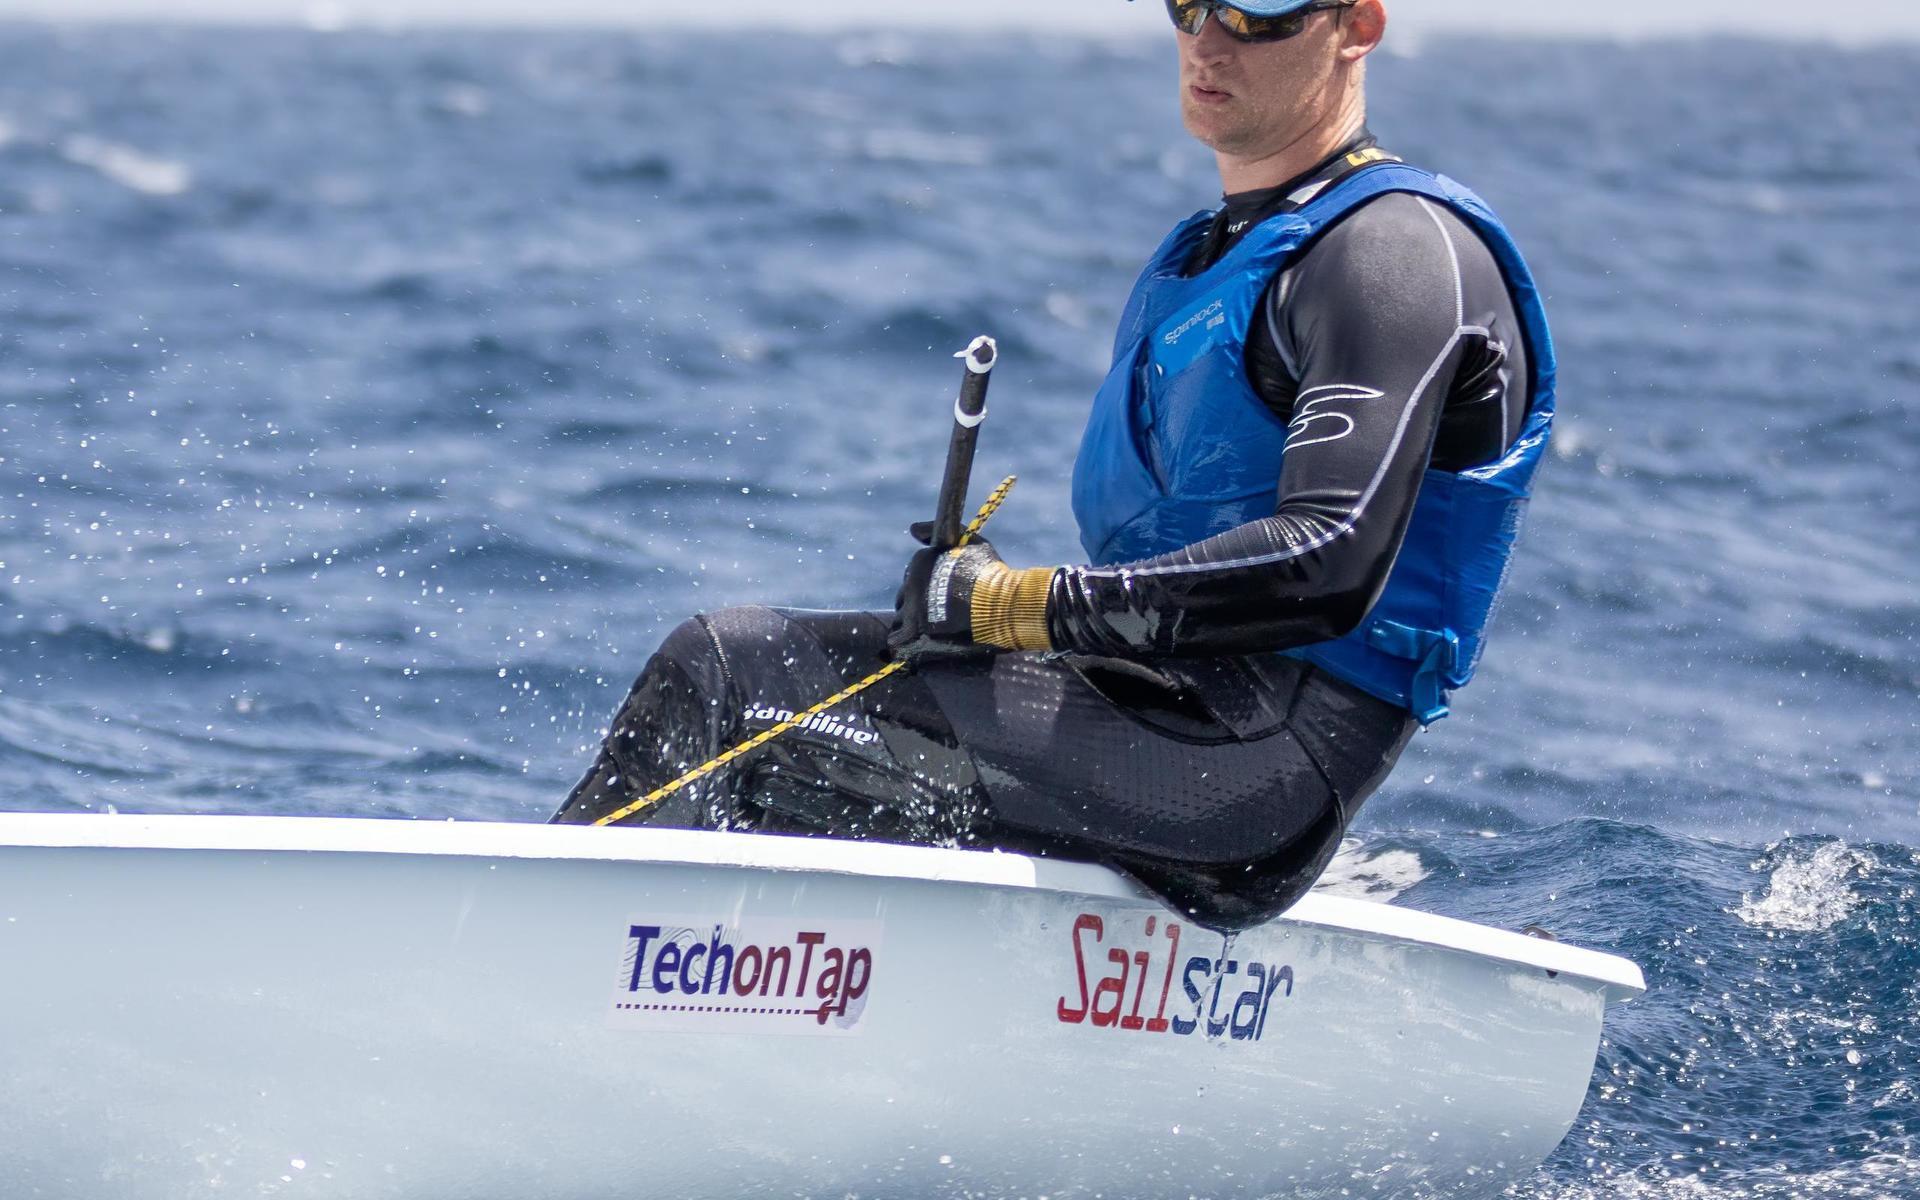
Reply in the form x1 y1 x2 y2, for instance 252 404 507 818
1179 87 1227 151
1181 101 1249 157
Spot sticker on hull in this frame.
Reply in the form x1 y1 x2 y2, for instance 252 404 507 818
1056 913 1294 1043
609 917 882 1036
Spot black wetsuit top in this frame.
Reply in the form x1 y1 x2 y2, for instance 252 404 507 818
1048 134 1532 660
555 137 1530 927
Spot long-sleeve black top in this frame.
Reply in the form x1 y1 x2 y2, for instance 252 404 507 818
1047 140 1532 658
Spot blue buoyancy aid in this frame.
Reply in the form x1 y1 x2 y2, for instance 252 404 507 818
1069 162 1558 724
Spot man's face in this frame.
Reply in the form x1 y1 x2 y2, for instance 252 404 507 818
1178 8 1351 161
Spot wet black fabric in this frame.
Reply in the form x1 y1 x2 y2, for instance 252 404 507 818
1043 144 1534 661
552 609 986 844
552 606 1417 929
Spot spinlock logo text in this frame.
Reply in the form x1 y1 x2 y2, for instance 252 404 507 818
1056 913 1293 1043
608 916 882 1037
1162 298 1227 348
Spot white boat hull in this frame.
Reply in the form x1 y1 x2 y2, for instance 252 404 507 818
0 814 1642 1199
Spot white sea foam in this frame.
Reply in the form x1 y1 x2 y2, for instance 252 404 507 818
849 129 990 168
1315 838 1431 902
61 135 191 197
434 83 489 118
1552 416 1600 460
1044 291 1093 330
1516 1153 1920 1199
304 3 352 32
1735 841 1877 933
835 35 915 68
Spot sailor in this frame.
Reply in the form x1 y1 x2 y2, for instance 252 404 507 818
553 0 1554 930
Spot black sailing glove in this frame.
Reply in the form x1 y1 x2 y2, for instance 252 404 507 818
887 541 1007 667
887 526 1060 667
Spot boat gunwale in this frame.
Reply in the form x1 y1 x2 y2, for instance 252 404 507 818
0 811 1648 1003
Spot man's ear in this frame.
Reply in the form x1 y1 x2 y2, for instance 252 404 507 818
1340 0 1388 60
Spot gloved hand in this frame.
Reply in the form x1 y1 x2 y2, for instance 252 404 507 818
887 529 1058 667
887 540 1007 666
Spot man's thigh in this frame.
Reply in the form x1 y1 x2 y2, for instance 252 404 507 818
722 611 1359 864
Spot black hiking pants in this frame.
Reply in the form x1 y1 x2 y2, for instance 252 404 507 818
551 606 1417 929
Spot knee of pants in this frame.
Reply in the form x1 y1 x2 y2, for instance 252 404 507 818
603 616 718 739
641 608 773 701
662 607 793 671
652 613 722 678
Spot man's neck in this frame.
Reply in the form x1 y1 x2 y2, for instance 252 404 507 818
1214 102 1368 196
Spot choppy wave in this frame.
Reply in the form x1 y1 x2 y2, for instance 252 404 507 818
0 23 1915 1196
1398 823 1920 1199
59 134 192 196
1518 1154 1920 1200
1317 835 1442 902
1736 842 1882 934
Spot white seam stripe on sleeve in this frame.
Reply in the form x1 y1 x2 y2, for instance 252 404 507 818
1417 196 1467 327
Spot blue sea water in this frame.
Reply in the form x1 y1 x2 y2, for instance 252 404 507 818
0 21 1915 1197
